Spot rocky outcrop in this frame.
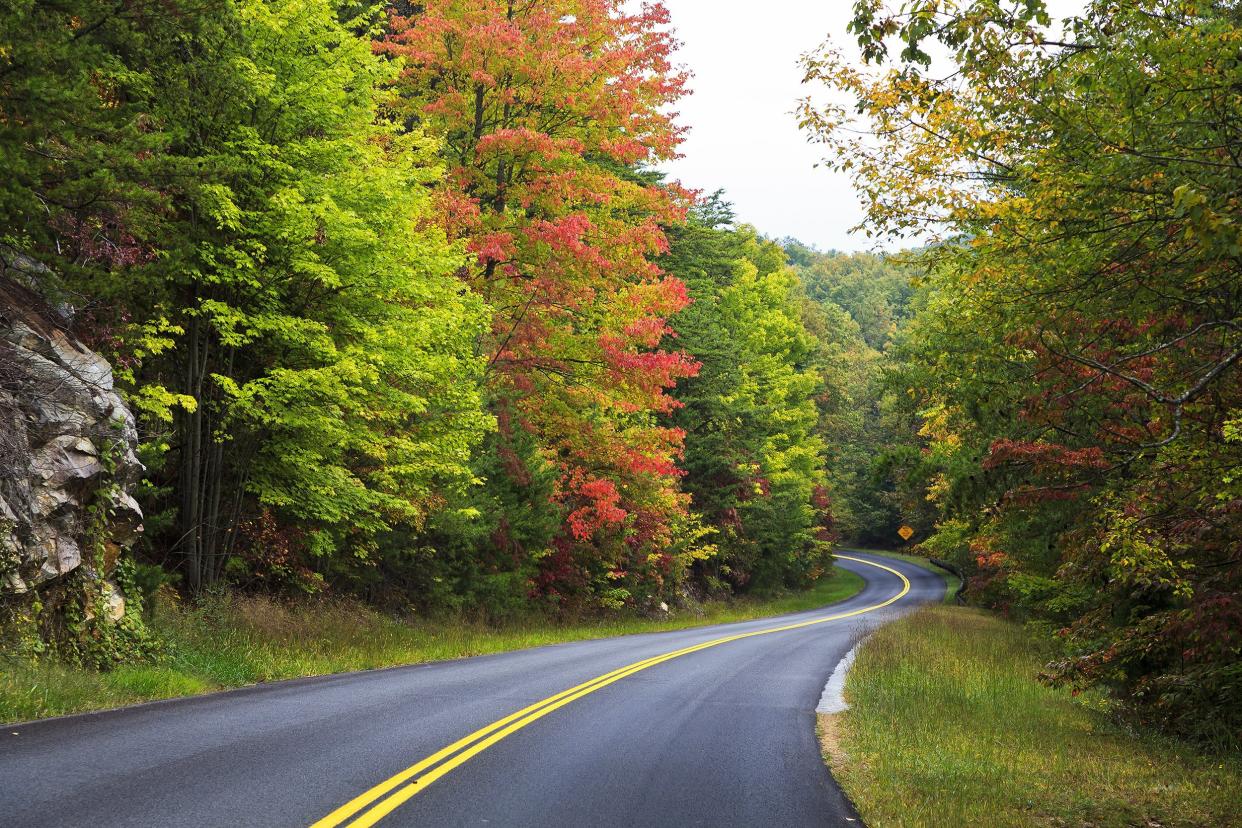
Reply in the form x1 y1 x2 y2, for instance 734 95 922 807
0 256 143 615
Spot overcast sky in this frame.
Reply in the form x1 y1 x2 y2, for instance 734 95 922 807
656 2 869 252
656 1 1083 253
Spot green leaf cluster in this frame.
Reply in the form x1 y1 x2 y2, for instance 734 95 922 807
1 0 492 596
803 0 1242 745
665 213 833 593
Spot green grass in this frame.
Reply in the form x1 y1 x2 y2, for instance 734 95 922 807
845 547 960 602
0 565 864 724
818 605 1242 828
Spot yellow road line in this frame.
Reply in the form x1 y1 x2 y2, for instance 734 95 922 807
311 554 910 828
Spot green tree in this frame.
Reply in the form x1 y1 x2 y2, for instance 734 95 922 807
0 0 167 280
801 0 1242 743
784 241 916 350
781 242 923 544
2 0 494 593
665 210 833 593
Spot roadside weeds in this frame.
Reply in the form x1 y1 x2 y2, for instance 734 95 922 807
2 565 865 724
818 605 1242 828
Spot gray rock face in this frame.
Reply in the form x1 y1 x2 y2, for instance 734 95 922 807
0 261 143 598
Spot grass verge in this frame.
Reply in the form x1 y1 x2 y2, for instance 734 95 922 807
817 605 1242 828
1 565 864 724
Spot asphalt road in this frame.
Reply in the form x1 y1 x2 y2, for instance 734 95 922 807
0 552 944 827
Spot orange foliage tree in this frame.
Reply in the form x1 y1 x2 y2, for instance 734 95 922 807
380 1 703 608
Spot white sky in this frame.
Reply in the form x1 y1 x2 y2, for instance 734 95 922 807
657 1 871 252
656 1 1085 253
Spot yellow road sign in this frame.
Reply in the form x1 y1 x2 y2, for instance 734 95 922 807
898 524 915 541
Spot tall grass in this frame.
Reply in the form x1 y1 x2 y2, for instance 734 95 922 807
821 606 1242 827
2 566 865 724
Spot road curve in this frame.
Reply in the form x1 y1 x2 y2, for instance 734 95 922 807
0 552 944 827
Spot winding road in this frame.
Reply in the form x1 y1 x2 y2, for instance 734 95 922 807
0 552 944 827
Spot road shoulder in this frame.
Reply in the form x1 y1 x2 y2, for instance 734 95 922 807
817 604 1242 826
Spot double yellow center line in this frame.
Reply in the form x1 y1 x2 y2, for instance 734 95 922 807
311 554 910 827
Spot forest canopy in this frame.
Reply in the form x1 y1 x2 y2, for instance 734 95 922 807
0 0 896 635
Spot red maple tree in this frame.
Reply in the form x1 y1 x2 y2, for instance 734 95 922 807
381 0 700 604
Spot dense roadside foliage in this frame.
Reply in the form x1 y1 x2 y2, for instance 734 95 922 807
376 0 701 613
0 0 876 670
0 0 491 595
1 566 865 724
664 208 833 594
783 241 919 545
801 0 1242 746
